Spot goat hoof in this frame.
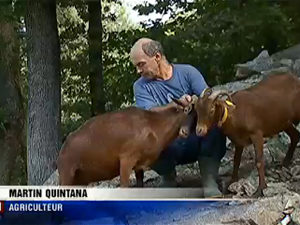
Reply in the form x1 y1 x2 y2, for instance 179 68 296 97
251 189 264 198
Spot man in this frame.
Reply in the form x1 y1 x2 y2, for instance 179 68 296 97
130 38 226 197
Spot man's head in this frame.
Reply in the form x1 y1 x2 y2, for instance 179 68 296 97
130 38 166 80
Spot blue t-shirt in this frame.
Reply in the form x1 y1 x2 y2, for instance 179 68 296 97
133 64 208 110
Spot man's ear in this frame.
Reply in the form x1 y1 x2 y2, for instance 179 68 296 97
155 52 162 62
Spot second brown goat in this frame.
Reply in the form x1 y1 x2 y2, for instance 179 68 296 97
194 72 300 197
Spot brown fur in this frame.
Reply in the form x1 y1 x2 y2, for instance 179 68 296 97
194 73 300 197
57 106 189 187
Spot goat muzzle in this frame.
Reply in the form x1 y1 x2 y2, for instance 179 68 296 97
196 125 208 137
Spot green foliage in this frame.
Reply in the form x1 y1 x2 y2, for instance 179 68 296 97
135 0 298 85
58 0 142 137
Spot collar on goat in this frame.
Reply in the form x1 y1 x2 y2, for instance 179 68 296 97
225 100 234 106
219 106 228 127
218 100 235 127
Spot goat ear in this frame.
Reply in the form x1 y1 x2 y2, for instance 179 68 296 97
191 95 198 104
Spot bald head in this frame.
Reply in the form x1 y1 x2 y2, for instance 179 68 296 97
130 38 168 80
130 38 165 59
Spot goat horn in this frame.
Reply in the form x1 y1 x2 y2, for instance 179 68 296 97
209 90 232 102
218 93 233 102
200 88 212 98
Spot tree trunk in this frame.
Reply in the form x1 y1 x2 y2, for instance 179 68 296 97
26 0 61 185
88 0 105 116
0 21 26 185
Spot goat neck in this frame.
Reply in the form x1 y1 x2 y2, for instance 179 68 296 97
214 100 235 128
153 104 190 145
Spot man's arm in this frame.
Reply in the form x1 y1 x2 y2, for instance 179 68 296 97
134 82 191 112
150 94 192 112
187 66 209 95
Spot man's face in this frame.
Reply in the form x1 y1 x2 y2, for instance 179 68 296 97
130 48 160 80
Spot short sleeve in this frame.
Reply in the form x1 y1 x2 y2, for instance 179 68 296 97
133 82 158 110
187 66 209 95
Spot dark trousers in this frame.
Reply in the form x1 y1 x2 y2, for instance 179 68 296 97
151 127 227 175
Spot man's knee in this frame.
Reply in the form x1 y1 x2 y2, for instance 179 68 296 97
200 127 226 160
151 137 200 174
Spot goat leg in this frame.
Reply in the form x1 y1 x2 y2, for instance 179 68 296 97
120 158 136 187
230 145 243 184
282 125 300 168
135 170 144 187
251 132 267 197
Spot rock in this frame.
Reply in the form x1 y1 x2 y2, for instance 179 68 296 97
271 44 300 61
43 169 59 185
263 182 295 197
237 50 273 71
235 50 273 79
279 59 294 67
256 210 282 225
235 45 300 80
235 65 257 79
215 74 263 93
228 179 256 197
293 59 300 76
260 66 291 76
291 165 300 181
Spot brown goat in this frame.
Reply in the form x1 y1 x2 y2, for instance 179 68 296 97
57 100 193 187
194 73 300 197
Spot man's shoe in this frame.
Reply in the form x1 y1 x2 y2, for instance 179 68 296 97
202 174 222 197
198 157 223 198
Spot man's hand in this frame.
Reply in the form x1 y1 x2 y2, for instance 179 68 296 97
178 94 192 107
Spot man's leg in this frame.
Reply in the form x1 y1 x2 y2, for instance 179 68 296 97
150 145 177 187
151 135 200 187
198 126 227 197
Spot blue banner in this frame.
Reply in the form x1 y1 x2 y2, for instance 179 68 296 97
0 200 228 225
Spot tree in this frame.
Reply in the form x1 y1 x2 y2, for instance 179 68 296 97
26 0 61 184
87 0 105 115
0 2 26 184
